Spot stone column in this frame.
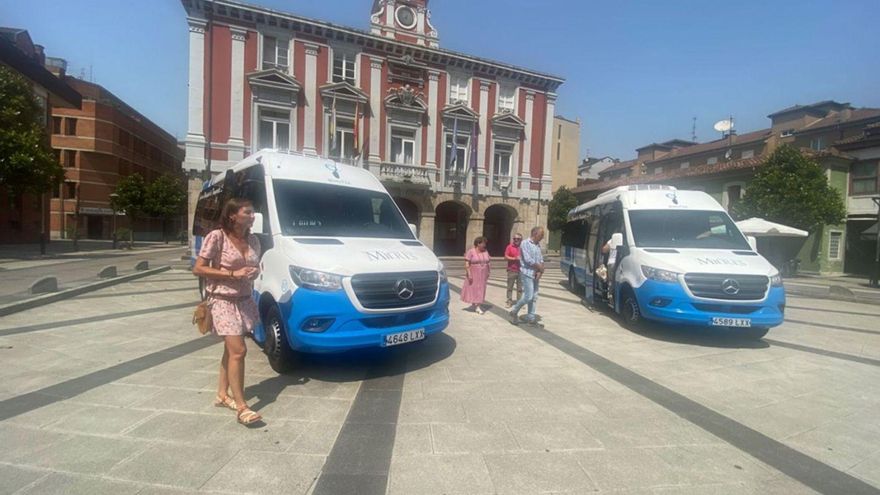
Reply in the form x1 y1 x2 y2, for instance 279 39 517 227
426 70 440 168
478 80 490 189
303 42 319 156
521 90 535 194
466 215 485 248
416 6 426 45
368 56 384 172
419 212 435 250
185 18 207 171
228 27 247 161
542 92 557 197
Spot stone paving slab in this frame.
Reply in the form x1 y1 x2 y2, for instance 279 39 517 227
1 268 880 493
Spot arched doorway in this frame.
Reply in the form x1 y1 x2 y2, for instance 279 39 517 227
483 204 517 256
434 201 470 256
393 197 420 236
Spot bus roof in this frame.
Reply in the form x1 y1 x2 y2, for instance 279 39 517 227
206 150 387 193
569 184 726 218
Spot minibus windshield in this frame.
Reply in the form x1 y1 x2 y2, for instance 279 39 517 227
628 210 750 250
273 180 414 239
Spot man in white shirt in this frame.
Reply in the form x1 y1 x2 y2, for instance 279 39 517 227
509 226 544 326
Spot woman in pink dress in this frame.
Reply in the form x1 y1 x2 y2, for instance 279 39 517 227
461 236 491 314
192 198 263 426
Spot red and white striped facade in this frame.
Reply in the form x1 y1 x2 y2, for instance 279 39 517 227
181 0 564 254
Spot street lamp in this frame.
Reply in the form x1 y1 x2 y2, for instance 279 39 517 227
110 192 119 249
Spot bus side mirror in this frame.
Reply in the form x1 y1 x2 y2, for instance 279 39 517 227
611 232 623 247
747 235 757 251
252 212 264 234
408 223 418 236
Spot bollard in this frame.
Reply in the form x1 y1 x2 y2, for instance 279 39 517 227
30 276 58 294
98 266 118 279
135 260 149 271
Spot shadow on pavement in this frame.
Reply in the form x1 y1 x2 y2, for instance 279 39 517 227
247 333 456 411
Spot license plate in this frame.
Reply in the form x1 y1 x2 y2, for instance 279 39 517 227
384 329 425 347
712 317 751 327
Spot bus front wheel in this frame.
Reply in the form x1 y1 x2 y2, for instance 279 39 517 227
620 288 643 329
263 305 296 374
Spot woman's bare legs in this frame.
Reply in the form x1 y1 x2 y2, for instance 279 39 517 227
217 345 230 399
224 336 248 407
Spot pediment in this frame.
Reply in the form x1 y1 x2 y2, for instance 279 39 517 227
319 81 369 104
491 112 526 129
384 86 428 113
442 103 479 122
247 69 302 93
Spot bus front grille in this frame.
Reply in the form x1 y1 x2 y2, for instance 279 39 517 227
350 271 439 309
683 273 769 301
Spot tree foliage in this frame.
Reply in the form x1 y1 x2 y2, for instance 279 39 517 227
145 174 187 243
111 173 146 242
0 65 64 196
732 145 846 232
548 186 579 232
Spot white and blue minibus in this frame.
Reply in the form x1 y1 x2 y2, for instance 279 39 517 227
560 184 785 338
193 150 450 372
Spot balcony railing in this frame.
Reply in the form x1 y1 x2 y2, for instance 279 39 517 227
379 162 431 185
444 168 470 187
493 174 513 191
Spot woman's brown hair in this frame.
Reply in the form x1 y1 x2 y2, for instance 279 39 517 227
473 236 487 247
219 198 253 233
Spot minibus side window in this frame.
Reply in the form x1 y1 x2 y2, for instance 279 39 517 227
586 211 599 274
237 165 272 251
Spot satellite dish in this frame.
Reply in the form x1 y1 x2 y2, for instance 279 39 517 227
713 119 733 133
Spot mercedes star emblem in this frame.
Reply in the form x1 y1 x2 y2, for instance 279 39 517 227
395 279 415 300
721 278 741 295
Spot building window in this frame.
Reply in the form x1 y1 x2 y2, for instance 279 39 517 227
449 74 469 105
810 137 826 151
64 118 77 136
52 183 61 199
726 184 743 211
64 150 76 168
780 129 795 138
653 166 663 175
707 156 718 165
390 128 415 164
262 36 289 71
66 182 76 198
680 161 689 169
331 119 355 160
828 231 842 260
118 130 131 148
445 134 468 173
332 51 357 85
852 161 879 195
498 85 515 113
258 108 290 149
741 149 754 159
493 143 513 177
52 116 62 134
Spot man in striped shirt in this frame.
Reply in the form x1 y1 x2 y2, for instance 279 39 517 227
509 226 545 326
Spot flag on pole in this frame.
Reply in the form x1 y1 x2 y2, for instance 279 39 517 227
447 117 459 171
352 101 360 161
329 96 337 155
469 122 479 191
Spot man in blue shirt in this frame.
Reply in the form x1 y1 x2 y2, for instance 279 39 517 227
509 226 544 325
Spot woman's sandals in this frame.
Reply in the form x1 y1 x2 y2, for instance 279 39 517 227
236 405 262 425
213 395 237 411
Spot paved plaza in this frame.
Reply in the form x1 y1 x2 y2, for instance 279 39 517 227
1 267 879 494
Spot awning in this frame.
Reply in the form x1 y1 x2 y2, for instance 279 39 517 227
735 218 808 238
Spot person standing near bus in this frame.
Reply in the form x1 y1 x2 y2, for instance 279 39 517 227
192 198 263 426
510 226 544 325
504 233 523 307
461 236 491 314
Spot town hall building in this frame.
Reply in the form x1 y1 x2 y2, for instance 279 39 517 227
180 0 564 255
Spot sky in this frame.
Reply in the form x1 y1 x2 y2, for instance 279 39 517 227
3 0 879 161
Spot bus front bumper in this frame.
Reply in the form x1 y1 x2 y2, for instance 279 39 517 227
634 280 785 328
278 282 450 353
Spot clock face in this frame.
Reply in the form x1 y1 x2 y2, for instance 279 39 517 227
396 6 416 29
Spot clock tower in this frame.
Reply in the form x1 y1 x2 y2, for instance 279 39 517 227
370 0 439 48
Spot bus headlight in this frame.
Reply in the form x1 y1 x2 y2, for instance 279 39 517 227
770 271 783 287
289 266 343 291
438 261 447 282
641 265 681 283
